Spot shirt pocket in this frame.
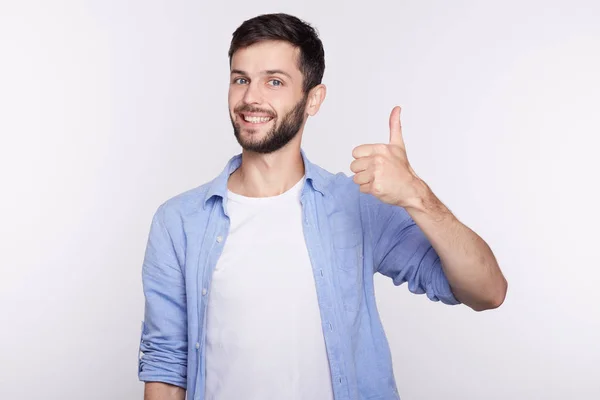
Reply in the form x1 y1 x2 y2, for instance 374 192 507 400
329 208 362 250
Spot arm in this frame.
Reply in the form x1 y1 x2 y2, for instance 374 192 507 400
352 106 507 312
369 195 462 306
403 180 507 311
144 382 185 400
138 204 188 392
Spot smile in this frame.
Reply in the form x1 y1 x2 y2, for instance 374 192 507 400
242 114 274 124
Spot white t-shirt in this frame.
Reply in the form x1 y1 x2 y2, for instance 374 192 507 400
204 175 334 400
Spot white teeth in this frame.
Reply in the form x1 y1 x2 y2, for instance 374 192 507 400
243 115 272 123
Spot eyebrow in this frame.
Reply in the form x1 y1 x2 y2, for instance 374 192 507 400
230 69 293 81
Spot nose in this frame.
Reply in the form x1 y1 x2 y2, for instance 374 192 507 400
242 81 262 105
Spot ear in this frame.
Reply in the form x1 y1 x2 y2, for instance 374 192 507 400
305 84 327 116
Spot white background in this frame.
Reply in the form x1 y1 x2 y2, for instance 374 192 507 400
1 1 599 399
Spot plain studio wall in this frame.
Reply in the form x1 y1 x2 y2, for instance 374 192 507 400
1 1 599 399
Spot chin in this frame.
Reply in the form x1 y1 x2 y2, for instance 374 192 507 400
239 127 265 140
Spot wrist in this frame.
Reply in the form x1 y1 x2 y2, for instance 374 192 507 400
396 177 428 210
401 179 450 221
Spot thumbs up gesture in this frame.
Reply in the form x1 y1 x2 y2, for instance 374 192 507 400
351 106 426 209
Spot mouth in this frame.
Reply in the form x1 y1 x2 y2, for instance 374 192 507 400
239 113 274 126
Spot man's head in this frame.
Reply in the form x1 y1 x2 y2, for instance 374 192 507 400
227 13 326 154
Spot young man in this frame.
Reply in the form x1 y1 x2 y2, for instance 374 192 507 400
138 13 507 400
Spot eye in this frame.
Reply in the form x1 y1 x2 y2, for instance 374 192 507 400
268 79 283 87
233 77 248 85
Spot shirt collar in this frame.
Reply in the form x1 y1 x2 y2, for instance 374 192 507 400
203 148 327 209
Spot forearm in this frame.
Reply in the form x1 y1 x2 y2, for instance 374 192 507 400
404 179 508 311
144 382 186 400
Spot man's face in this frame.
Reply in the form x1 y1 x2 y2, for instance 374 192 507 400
228 40 308 154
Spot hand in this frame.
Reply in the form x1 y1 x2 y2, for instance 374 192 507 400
350 106 424 208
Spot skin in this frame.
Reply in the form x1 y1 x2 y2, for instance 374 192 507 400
144 382 185 400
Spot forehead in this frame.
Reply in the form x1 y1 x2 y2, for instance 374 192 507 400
231 40 301 77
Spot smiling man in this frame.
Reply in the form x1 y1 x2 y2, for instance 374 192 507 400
138 13 508 400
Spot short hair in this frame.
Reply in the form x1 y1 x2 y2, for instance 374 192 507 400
228 13 325 93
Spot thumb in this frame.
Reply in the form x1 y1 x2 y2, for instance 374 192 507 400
388 106 405 148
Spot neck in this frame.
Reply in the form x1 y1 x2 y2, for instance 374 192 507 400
228 144 305 198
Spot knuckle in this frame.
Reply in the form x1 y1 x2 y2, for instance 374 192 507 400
373 182 383 194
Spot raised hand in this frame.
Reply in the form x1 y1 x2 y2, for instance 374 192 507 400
350 106 424 208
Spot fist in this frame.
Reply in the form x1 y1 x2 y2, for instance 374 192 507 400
350 106 423 208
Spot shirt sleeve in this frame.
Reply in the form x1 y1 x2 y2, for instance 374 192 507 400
138 203 188 389
365 195 461 305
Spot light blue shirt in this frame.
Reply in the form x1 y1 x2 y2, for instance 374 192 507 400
138 149 460 400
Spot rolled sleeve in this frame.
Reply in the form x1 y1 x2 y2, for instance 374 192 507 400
138 204 188 388
367 197 460 305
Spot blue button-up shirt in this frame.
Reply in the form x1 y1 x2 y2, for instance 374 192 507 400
138 149 460 400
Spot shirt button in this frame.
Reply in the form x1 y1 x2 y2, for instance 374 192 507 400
216 236 223 243
195 342 200 349
202 288 207 296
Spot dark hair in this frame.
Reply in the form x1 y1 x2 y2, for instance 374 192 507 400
228 13 325 93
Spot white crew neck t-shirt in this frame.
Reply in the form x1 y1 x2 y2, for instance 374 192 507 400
204 176 334 400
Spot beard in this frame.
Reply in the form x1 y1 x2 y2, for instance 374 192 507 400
230 94 308 154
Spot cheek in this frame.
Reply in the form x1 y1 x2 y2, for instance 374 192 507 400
228 87 242 108
227 92 236 110
271 98 289 116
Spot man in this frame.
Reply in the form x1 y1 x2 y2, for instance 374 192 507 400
138 13 507 400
